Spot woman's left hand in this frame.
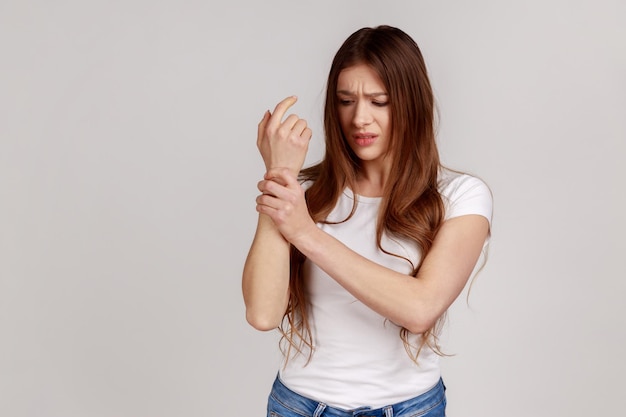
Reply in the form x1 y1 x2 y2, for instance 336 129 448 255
257 96 312 177
256 167 316 244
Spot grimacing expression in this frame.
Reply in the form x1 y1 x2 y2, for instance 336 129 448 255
336 64 392 170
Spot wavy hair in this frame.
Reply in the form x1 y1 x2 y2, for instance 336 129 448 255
280 25 446 364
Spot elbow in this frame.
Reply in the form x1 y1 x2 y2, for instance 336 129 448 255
403 312 440 335
245 310 282 332
406 322 435 335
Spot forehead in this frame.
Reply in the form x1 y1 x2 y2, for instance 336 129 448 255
337 64 386 93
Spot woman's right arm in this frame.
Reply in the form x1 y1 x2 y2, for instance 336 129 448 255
242 214 290 331
242 96 312 331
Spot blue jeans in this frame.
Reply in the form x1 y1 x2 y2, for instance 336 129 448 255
267 376 446 417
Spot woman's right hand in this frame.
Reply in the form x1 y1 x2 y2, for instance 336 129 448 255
257 96 313 177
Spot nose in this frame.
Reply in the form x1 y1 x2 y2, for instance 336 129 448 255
353 100 373 128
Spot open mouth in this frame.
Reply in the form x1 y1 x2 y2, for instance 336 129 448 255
354 134 377 146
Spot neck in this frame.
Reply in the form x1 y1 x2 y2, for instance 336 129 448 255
354 159 392 197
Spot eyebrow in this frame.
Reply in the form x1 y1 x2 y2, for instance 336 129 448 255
336 90 388 98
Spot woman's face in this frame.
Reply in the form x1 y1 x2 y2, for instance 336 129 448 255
336 63 391 170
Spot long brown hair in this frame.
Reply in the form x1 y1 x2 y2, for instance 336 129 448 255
280 25 446 364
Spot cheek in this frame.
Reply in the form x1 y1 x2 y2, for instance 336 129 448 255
338 110 351 132
378 111 391 133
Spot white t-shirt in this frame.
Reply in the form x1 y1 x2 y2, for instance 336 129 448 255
279 168 493 409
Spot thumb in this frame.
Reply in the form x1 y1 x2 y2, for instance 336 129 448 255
257 110 271 146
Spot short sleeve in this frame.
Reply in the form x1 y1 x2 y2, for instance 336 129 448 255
439 173 493 225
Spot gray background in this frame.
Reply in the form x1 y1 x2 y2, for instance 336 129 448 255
1 0 624 416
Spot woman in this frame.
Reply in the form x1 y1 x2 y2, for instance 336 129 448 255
243 25 492 417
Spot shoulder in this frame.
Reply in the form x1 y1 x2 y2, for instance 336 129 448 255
437 167 493 225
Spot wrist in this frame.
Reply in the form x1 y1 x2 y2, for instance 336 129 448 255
288 222 320 256
266 164 301 177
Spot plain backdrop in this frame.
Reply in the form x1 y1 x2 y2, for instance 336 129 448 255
1 1 624 416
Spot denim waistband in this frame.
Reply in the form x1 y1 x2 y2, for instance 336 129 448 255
269 375 446 417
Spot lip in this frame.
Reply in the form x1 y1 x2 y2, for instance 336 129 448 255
353 132 378 146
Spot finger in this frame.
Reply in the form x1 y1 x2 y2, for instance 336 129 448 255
268 96 298 128
255 192 292 217
281 114 300 131
302 127 313 142
291 118 308 136
256 193 279 208
257 110 270 147
266 175 287 187
257 179 277 195
257 179 274 196
265 167 299 188
256 192 295 218
258 178 289 198
256 200 280 219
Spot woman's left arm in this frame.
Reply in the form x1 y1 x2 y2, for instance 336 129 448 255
257 168 490 334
